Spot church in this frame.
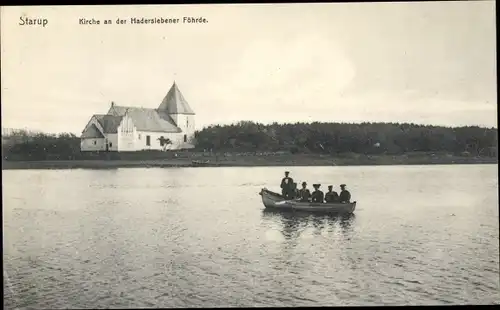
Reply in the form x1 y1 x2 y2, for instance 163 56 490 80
80 82 196 152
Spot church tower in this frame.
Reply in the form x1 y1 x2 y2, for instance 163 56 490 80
158 82 196 144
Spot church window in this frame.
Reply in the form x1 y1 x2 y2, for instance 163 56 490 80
109 142 112 148
183 134 187 143
138 134 141 140
146 135 151 146
93 141 96 145
186 118 189 128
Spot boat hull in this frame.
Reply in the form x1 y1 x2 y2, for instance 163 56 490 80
259 188 356 214
191 160 220 167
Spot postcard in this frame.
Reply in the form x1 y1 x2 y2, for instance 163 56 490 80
2 3 498 308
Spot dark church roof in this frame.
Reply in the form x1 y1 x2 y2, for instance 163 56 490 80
94 115 123 133
158 82 195 115
108 106 181 133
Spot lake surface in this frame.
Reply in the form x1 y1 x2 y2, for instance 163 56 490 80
3 164 499 308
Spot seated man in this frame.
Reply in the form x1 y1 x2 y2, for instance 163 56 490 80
324 185 339 203
291 182 299 199
339 184 351 203
297 181 311 202
311 184 325 203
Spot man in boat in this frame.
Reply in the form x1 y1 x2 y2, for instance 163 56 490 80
297 181 311 202
339 184 351 203
311 184 325 203
280 171 294 198
290 182 299 199
324 185 339 203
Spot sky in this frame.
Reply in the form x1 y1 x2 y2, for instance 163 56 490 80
1 2 497 135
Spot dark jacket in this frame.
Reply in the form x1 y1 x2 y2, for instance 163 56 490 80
298 188 311 202
311 190 324 203
290 186 299 199
280 177 294 197
325 191 339 203
286 184 298 199
339 190 351 203
281 177 293 189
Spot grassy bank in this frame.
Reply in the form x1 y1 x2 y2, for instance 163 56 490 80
2 153 497 170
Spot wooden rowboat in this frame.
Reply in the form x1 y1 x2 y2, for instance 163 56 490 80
191 160 220 167
259 188 356 214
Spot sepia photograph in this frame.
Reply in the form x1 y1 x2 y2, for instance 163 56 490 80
1 1 498 308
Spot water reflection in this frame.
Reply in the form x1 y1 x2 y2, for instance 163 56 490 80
261 210 358 277
261 209 356 239
3 166 499 307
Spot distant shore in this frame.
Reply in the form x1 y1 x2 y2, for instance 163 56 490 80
2 153 497 170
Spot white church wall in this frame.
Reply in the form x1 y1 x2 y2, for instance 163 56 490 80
81 138 106 151
118 131 135 151
106 134 118 151
172 114 196 144
117 114 136 151
136 131 181 151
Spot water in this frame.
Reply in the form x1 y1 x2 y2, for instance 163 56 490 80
3 164 499 308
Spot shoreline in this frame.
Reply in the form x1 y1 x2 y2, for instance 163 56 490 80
2 154 497 170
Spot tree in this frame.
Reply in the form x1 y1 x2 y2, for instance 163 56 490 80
3 122 497 161
193 121 497 156
158 136 172 151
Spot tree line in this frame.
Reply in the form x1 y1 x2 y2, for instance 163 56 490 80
2 131 82 160
2 122 497 161
194 121 498 156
